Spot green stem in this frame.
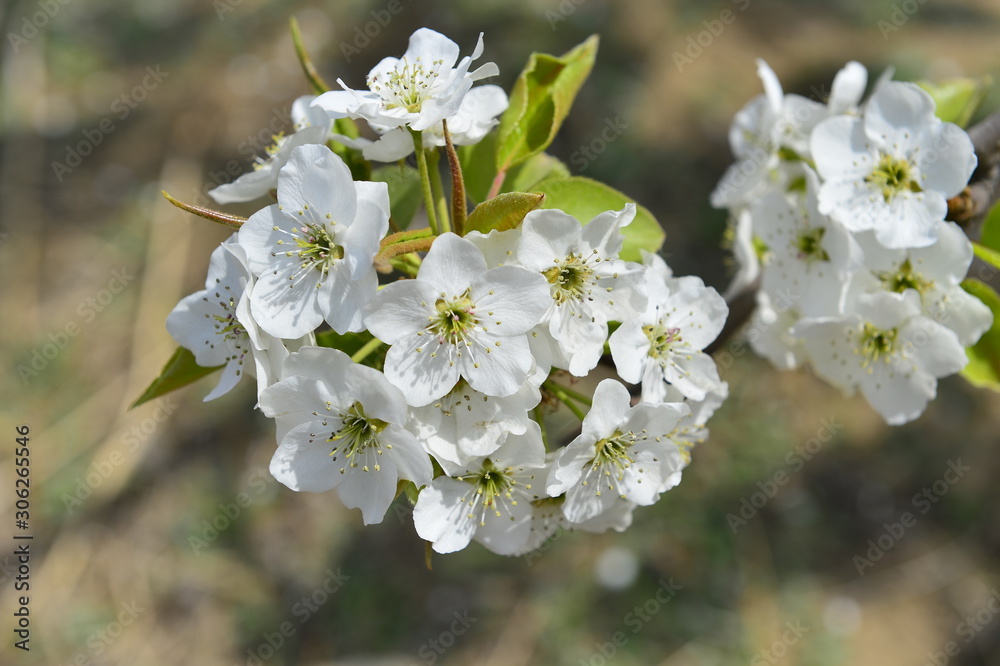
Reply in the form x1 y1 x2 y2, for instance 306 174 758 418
411 130 440 236
533 405 549 451
350 336 384 364
427 149 451 234
546 383 587 421
552 382 592 406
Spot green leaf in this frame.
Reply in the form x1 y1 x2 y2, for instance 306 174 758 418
960 279 1000 391
978 201 1000 254
372 164 422 229
464 192 545 235
495 35 599 174
972 241 1000 271
916 77 991 128
529 176 664 261
131 347 222 409
458 132 498 205
505 152 570 194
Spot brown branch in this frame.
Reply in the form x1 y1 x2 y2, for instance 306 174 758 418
947 108 1000 238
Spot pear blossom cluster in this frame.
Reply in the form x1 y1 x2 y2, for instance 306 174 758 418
713 60 992 425
162 27 733 556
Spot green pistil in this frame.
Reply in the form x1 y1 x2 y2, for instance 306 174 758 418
543 255 594 305
212 308 245 343
752 235 771 264
877 258 931 294
329 402 387 473
865 154 922 203
431 292 478 344
859 323 898 367
795 227 830 263
643 322 681 360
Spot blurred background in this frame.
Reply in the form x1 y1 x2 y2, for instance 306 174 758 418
3 0 1000 664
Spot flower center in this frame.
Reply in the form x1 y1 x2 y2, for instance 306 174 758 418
543 254 595 305
207 285 249 370
329 402 388 473
858 323 899 367
275 220 344 281
877 258 931 295
462 459 526 525
795 227 830 263
369 57 446 113
865 154 922 202
253 132 286 170
584 430 638 496
429 291 479 345
643 322 682 360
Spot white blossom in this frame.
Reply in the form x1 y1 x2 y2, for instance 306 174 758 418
365 233 550 406
413 424 547 555
546 380 689 524
811 81 976 249
238 144 389 338
210 96 333 204
260 347 432 525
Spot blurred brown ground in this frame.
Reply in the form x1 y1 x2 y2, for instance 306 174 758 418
2 0 1000 664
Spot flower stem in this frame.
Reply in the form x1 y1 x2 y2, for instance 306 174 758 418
442 120 467 236
544 382 587 421
552 382 592 406
411 130 440 236
487 169 507 200
533 405 549 451
350 336 384 364
427 149 451 234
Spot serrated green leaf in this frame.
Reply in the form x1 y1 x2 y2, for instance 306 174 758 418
916 77 991 128
131 347 222 409
530 176 664 261
465 192 545 235
960 279 1000 391
372 164 422 229
495 35 598 174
